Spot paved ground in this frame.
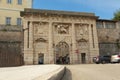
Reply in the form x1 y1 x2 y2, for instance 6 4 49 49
62 64 120 80
0 65 62 80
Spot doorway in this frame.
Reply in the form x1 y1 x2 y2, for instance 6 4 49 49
81 53 86 64
38 53 44 64
55 41 70 64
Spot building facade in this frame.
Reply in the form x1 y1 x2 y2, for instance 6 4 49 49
21 9 99 64
0 0 33 25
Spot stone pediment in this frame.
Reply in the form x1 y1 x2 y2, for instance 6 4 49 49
77 38 87 42
35 38 47 42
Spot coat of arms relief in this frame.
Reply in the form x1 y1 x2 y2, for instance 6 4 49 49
75 24 89 40
33 22 48 34
33 22 48 43
75 24 89 49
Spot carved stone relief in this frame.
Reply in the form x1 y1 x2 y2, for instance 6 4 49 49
25 14 32 19
33 13 40 19
77 39 88 49
38 14 48 21
33 22 48 35
35 42 47 54
75 23 89 40
33 23 39 34
35 38 47 43
54 23 70 34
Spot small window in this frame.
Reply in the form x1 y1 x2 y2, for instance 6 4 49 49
6 17 11 25
105 22 116 28
18 0 22 5
7 0 12 4
96 21 104 28
17 18 22 26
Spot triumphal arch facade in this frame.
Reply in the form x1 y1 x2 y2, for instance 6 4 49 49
21 8 99 65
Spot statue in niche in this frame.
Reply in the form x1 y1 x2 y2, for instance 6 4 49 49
56 24 69 34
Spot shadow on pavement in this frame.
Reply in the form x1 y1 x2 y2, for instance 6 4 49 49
61 68 72 80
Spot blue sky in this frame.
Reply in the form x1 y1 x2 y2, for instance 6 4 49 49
33 0 120 19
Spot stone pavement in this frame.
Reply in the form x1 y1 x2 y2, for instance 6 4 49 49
0 65 65 80
62 64 120 80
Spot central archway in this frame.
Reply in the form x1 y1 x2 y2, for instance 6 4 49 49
55 41 70 64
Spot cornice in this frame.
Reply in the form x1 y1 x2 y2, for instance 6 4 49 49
0 7 23 11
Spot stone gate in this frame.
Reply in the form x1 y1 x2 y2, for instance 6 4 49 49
21 8 99 64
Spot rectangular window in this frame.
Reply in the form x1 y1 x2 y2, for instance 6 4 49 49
18 0 22 5
6 17 11 25
96 21 104 28
7 0 12 4
105 22 116 28
17 18 22 25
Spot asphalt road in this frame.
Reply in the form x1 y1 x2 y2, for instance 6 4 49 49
62 64 120 80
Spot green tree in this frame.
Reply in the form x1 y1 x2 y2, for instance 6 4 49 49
112 9 120 20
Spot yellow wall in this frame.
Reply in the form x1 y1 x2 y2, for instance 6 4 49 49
0 0 33 25
0 9 23 25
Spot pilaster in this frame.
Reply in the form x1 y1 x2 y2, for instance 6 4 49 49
48 22 54 64
23 21 34 65
71 23 77 64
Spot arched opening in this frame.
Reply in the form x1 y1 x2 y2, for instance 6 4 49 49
55 41 70 64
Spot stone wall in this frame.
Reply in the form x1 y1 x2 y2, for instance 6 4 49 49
97 21 120 55
97 28 120 43
99 43 120 55
0 25 23 67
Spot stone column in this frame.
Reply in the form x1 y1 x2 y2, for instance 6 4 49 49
29 22 33 49
71 23 77 64
48 22 54 64
23 20 29 65
23 21 34 65
23 20 28 49
29 21 34 64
